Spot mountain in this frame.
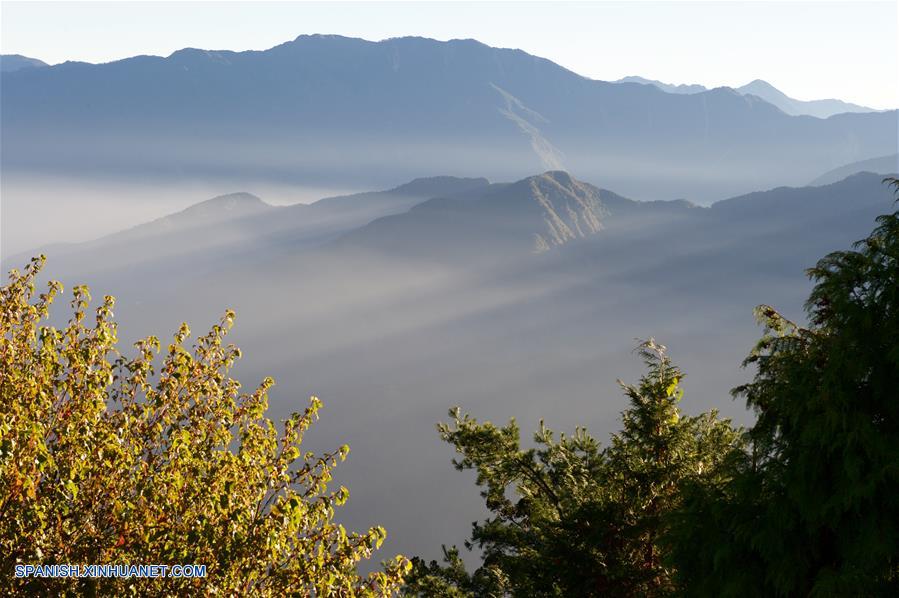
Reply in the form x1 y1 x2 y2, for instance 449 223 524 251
6 175 492 276
62 191 275 260
809 154 899 186
614 76 707 94
339 171 665 258
616 75 876 118
126 192 270 235
2 35 895 204
309 176 490 218
736 79 874 119
0 54 48 73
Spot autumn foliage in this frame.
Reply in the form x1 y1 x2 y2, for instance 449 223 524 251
0 256 408 596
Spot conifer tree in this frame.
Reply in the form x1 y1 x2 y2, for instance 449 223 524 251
404 340 741 597
667 179 899 596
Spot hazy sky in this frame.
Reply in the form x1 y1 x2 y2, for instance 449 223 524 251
1 1 897 109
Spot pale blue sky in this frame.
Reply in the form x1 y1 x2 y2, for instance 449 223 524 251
2 1 897 109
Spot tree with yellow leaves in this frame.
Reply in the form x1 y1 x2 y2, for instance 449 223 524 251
0 256 408 596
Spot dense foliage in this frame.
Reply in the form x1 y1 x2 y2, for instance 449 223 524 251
668 181 899 596
0 257 408 596
404 340 742 597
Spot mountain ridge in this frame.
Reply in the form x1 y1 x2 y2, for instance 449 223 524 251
337 171 643 258
809 155 899 186
1 175 496 272
3 34 895 204
615 75 877 118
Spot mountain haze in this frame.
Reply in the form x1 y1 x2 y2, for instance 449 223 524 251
7 175 492 275
809 154 899 186
11 171 896 565
737 79 875 118
3 35 895 204
616 75 877 118
3 25 898 572
138 192 270 231
3 169 894 567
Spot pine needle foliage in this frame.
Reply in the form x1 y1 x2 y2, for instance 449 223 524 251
668 179 899 596
404 340 741 597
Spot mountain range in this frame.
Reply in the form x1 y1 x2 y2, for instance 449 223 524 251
4 32 899 566
10 175 492 276
3 35 896 205
6 168 896 565
616 75 876 118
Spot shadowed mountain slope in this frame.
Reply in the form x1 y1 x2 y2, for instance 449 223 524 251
338 171 642 258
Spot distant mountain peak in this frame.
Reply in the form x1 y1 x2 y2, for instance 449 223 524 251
339 171 614 258
462 171 607 251
615 76 707 95
744 78 776 88
86 191 271 248
615 75 876 118
189 191 266 210
295 33 350 41
390 176 491 197
1 54 49 73
735 79 876 117
538 170 574 184
522 172 606 249
167 47 234 66
738 79 790 99
155 192 269 226
286 33 358 45
809 154 899 186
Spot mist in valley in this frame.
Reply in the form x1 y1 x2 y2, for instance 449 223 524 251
0 173 366 257
5 168 895 565
3 22 899 581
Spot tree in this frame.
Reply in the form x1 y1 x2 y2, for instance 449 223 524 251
404 340 741 597
0 256 409 596
667 179 899 596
